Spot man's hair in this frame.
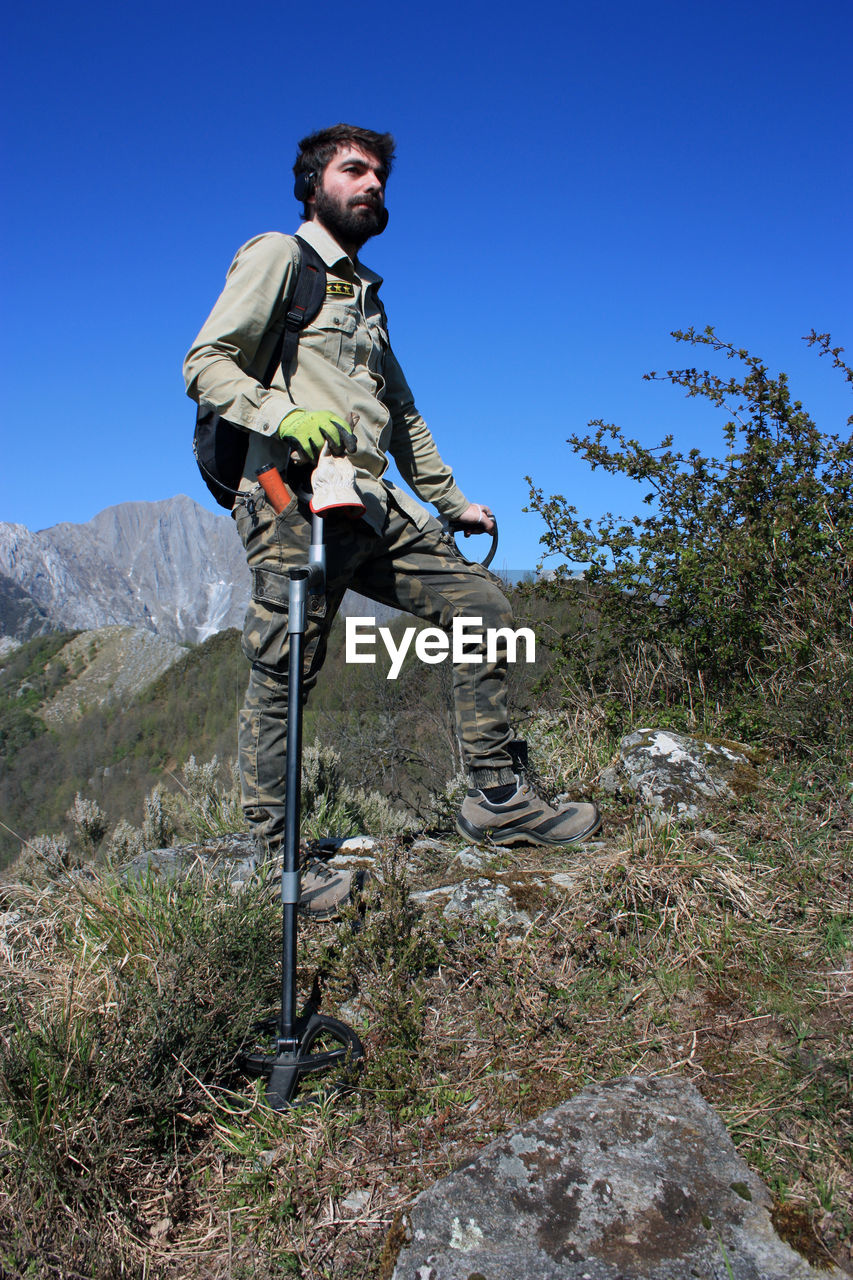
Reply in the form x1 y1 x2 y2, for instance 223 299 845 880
293 124 396 215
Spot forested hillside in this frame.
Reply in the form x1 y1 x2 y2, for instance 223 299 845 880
0 589 561 870
0 630 246 868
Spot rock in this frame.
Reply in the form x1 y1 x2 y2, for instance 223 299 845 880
409 838 451 856
442 877 530 929
616 729 760 822
122 833 385 892
341 1188 372 1214
597 766 621 796
312 834 377 855
123 847 199 881
329 850 380 874
122 833 258 886
550 871 583 892
410 886 455 906
340 834 377 852
391 1075 837 1279
0 910 22 937
451 847 489 871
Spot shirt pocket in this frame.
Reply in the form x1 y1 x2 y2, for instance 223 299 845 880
365 318 389 378
303 306 358 371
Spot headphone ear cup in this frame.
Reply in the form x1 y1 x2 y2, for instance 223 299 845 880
294 171 315 203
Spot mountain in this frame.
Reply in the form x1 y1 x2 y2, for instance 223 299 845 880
37 627 187 727
0 626 246 869
0 496 247 645
0 496 405 647
0 575 54 648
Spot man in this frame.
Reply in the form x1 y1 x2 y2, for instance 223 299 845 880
184 124 600 916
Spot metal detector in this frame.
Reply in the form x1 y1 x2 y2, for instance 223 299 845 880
242 510 364 1108
242 494 497 1108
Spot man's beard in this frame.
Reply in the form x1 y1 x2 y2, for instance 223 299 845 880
313 186 383 249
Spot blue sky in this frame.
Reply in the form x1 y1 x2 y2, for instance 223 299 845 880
2 0 850 572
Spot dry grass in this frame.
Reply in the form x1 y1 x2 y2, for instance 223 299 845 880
1 754 851 1279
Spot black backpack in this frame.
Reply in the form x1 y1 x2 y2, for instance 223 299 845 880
193 235 327 508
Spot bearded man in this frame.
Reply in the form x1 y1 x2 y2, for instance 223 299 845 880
184 124 601 917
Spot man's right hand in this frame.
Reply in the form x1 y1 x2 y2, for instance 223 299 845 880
454 503 496 536
277 410 358 463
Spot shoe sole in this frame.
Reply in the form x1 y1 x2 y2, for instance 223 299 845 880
297 901 351 921
456 806 602 848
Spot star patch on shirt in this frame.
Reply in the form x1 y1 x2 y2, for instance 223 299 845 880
327 281 355 297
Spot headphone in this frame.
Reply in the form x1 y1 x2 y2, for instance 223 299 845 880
293 170 316 203
294 169 389 231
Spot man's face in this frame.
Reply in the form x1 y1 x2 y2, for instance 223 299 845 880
311 145 387 250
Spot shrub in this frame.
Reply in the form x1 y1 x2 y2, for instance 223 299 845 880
169 754 245 839
141 784 174 847
13 833 83 884
299 740 418 840
526 328 853 751
66 792 108 854
105 818 144 863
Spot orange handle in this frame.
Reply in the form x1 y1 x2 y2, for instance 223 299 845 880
256 465 292 514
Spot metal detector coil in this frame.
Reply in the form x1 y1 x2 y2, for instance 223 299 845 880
243 1005 364 1109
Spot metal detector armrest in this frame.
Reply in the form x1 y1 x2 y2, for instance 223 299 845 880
442 513 499 569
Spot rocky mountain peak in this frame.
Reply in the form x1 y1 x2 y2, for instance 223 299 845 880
0 496 249 645
0 495 401 647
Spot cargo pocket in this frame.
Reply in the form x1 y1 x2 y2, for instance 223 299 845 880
242 567 289 671
244 566 330 681
251 566 327 623
251 566 290 609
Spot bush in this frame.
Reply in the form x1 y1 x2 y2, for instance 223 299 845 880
300 740 418 840
66 792 108 854
526 328 853 751
13 833 82 884
169 754 245 839
105 818 144 863
141 784 174 847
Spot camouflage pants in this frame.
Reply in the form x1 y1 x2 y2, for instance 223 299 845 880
233 489 516 843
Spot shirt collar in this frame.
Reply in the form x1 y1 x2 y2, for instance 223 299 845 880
295 220 383 290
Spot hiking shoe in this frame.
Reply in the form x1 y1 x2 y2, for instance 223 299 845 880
298 857 366 920
457 778 602 847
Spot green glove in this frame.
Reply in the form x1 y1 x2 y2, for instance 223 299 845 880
277 409 357 463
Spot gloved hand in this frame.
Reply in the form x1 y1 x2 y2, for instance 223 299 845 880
277 409 357 464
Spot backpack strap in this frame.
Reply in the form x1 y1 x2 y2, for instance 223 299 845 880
281 235 327 396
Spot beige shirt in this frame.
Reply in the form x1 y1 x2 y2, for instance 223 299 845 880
183 220 469 533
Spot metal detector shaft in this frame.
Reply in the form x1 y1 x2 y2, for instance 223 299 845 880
242 504 364 1109
280 513 325 1047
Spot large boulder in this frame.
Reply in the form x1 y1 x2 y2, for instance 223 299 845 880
391 1075 837 1279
